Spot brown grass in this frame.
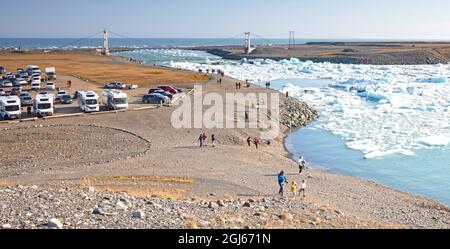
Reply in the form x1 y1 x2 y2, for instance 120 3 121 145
0 178 13 187
0 51 208 88
76 176 193 199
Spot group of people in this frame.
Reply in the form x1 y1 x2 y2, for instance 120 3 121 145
277 171 307 198
265 82 271 89
197 132 217 147
277 155 308 198
235 82 242 90
246 137 260 149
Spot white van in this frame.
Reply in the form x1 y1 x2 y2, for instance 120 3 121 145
102 90 128 110
45 67 56 80
33 94 54 117
26 65 41 75
31 80 41 91
0 96 21 119
78 91 99 113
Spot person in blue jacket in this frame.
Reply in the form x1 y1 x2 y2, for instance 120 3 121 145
278 171 288 196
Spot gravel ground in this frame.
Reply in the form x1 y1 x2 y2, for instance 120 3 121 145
0 185 399 229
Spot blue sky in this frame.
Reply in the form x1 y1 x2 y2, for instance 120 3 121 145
3 0 450 39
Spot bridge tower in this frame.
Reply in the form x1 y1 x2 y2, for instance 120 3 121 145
289 31 295 49
244 32 255 54
102 29 110 56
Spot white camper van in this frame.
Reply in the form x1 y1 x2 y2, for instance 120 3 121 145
0 96 21 119
102 90 128 110
26 65 41 75
78 91 99 113
30 80 41 91
45 67 56 80
33 93 54 117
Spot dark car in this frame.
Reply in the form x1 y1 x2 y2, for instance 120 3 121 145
142 94 167 104
73 91 81 99
11 86 22 95
60 94 73 104
148 88 173 99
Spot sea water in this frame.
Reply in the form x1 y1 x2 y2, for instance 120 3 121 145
120 49 450 205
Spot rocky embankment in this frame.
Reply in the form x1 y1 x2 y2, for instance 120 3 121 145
280 97 320 129
0 185 408 229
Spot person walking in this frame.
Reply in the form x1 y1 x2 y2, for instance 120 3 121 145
278 171 288 197
198 133 204 147
247 137 252 147
299 180 306 198
254 138 260 149
211 134 217 147
202 132 208 147
298 156 306 174
27 106 32 117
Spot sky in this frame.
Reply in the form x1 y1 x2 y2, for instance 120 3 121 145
3 0 450 40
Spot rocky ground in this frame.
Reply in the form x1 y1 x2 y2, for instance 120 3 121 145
0 185 401 229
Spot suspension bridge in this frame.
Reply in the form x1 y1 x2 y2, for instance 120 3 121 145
57 30 298 56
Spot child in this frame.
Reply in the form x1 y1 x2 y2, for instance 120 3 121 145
290 181 298 197
299 180 306 198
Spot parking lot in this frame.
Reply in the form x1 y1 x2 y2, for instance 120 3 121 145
0 66 188 122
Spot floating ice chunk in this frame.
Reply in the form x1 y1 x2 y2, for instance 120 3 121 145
431 77 448 84
290 58 300 64
417 136 450 146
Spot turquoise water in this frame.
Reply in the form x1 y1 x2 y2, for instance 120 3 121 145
273 79 450 206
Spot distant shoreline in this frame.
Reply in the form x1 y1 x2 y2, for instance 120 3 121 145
2 40 450 65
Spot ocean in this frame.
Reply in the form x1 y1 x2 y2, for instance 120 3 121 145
115 49 450 206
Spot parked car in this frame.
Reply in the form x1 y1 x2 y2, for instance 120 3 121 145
45 82 56 90
11 86 22 95
30 80 41 91
59 94 73 104
19 94 33 107
73 91 82 99
148 88 173 99
142 94 167 104
1 80 13 87
158 85 178 94
56 90 68 100
4 72 15 80
104 82 138 90
104 82 126 89
14 78 28 85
